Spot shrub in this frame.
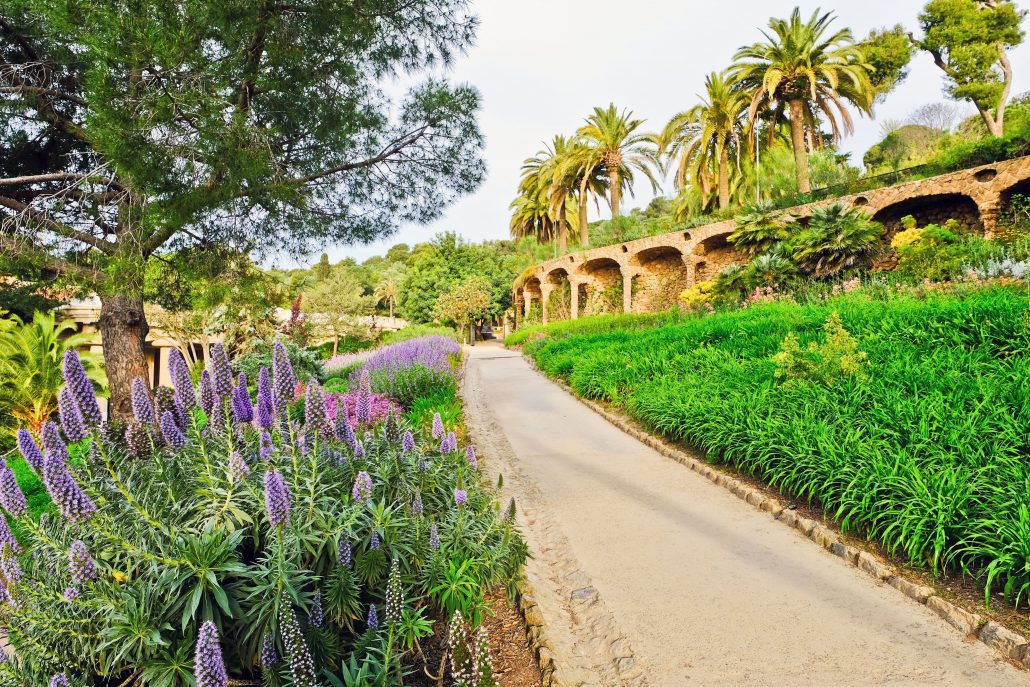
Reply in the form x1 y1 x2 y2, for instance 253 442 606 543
233 338 323 384
679 281 716 311
0 345 525 685
728 202 791 256
772 312 868 386
792 204 884 277
382 325 457 345
357 336 461 408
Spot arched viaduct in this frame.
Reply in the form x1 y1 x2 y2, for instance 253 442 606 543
513 156 1030 324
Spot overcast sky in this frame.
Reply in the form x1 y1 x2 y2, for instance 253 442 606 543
307 0 1030 267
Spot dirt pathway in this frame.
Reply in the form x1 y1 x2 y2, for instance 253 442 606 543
462 343 1026 687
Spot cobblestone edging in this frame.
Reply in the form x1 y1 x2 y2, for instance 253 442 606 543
535 365 1030 672
461 355 650 687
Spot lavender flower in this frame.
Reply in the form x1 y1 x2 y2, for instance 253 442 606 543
58 386 87 443
337 534 352 566
272 342 296 416
401 431 415 452
355 382 372 424
256 367 275 428
465 445 478 469
169 348 197 409
48 674 69 687
446 431 457 454
16 429 44 472
0 516 20 555
431 412 444 439
280 605 318 687
63 349 102 426
228 451 250 482
429 523 440 550
131 378 154 425
439 436 450 454
264 470 291 527
454 489 468 506
231 384 253 424
369 531 380 550
195 620 228 687
124 422 150 459
209 343 233 396
161 411 187 450
308 591 324 628
259 431 274 462
200 370 216 416
63 586 79 602
353 441 365 460
261 632 279 668
42 421 70 466
352 471 372 504
367 604 379 630
0 460 28 516
68 540 96 585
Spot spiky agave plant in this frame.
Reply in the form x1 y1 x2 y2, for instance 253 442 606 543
0 341 526 686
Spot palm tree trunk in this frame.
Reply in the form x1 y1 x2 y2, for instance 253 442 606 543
718 144 730 210
608 167 621 217
558 203 568 253
788 99 812 194
389 299 394 319
578 177 589 247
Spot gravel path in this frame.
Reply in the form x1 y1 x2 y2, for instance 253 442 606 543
462 343 1027 687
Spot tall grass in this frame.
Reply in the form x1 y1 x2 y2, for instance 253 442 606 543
523 285 1030 607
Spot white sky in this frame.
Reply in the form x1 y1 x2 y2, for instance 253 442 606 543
313 0 1030 266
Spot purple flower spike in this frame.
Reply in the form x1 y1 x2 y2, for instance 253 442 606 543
161 411 187 451
63 349 102 426
355 387 372 424
305 381 331 435
169 348 197 409
0 553 21 584
465 445 477 469
229 451 250 482
256 367 275 428
58 386 87 443
446 432 457 454
439 436 449 454
352 471 372 503
337 534 352 566
369 531 380 550
429 523 440 550
0 460 28 516
337 415 356 448
412 492 423 516
63 586 79 602
209 343 233 397
231 385 253 424
272 342 296 416
431 413 444 439
401 431 415 452
195 620 228 687
264 470 291 527
0 515 21 554
200 370 216 416
42 421 69 466
44 455 96 523
354 441 365 460
131 378 154 425
261 632 279 668
68 540 96 585
308 591 324 628
259 431 274 461
48 674 70 687
124 422 150 459
16 429 44 472
454 489 468 506
367 604 378 630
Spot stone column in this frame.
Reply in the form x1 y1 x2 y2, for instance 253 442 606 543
682 255 696 287
540 283 554 324
569 278 583 320
524 293 533 319
621 267 634 314
979 200 1001 239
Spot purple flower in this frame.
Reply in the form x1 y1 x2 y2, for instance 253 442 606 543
0 460 28 516
0 515 20 554
169 348 197 409
337 534 351 565
367 604 379 630
308 591 324 628
131 378 154 425
124 422 150 459
272 342 296 416
279 605 318 687
48 674 69 687
304 381 331 435
439 436 450 454
195 620 228 687
16 429 44 472
256 367 275 428
58 386 87 443
44 454 97 523
161 411 187 450
0 553 21 585
261 632 279 667
454 489 468 506
229 451 250 482
259 431 274 462
431 412 444 439
264 470 291 527
68 540 96 585
429 523 440 550
63 586 79 602
42 421 69 466
63 349 102 426
412 492 423 516
369 531 380 550
231 385 253 424
200 370 216 416
465 445 478 469
446 431 457 454
352 471 372 503
416 457 428 473
209 343 233 396
401 431 415 453
336 412 357 448
355 382 372 425
354 441 365 460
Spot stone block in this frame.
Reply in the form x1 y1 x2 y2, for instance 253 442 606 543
927 596 980 636
886 576 934 603
857 551 892 580
977 621 1026 659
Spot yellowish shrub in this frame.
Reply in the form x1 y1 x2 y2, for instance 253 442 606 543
679 280 715 310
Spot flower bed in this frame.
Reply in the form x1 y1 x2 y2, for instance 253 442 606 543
0 341 526 686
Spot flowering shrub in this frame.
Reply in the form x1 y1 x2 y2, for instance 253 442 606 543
0 342 525 686
323 349 375 376
357 336 461 407
678 280 715 311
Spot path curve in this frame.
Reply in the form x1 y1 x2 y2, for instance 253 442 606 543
462 343 1026 687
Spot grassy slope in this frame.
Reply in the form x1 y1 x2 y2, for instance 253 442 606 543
515 285 1030 605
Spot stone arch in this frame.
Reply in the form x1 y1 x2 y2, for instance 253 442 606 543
871 193 983 235
631 245 689 312
521 276 543 321
542 267 572 322
576 257 624 316
1000 177 1030 212
690 232 743 282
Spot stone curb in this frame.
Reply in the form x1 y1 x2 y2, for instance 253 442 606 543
535 366 1030 672
516 586 562 687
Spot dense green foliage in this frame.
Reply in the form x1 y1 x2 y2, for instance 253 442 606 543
517 285 1030 606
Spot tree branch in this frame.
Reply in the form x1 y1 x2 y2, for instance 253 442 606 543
0 233 104 283
0 85 87 107
0 195 116 253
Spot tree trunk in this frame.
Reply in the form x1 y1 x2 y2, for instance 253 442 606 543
718 144 730 210
578 179 589 247
558 203 568 253
98 292 151 422
389 299 394 319
788 99 811 194
608 167 621 217
332 336 339 356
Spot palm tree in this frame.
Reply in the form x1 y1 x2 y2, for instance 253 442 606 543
792 204 884 277
658 71 750 210
728 202 792 256
511 136 589 251
374 264 406 319
553 140 607 247
577 104 660 218
731 8 873 194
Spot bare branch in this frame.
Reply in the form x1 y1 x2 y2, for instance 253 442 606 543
0 195 116 253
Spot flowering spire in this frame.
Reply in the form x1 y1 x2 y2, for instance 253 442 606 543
161 411 188 451
401 431 415 453
353 441 365 460
131 379 154 425
367 604 379 630
352 471 372 504
280 605 318 687
209 343 233 396
272 342 296 416
124 423 150 460
336 414 356 449
412 492 423 516
304 381 331 435
0 515 21 555
355 378 372 424
454 488 468 507
431 413 444 439
0 460 28 516
259 431 274 462
58 387 87 443
48 674 70 687
43 453 97 522
429 523 440 550
68 540 96 585
465 445 478 469
264 469 291 527
231 384 254 424
385 559 402 623
42 421 70 465
195 620 228 687
169 347 197 409
446 431 457 454
199 370 216 417
63 349 102 426
308 591 324 628
16 429 44 472
260 632 280 668
256 367 275 428
337 534 352 566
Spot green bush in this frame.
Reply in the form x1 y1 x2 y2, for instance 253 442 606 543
368 364 457 408
382 324 457 345
233 338 324 384
772 312 868 386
